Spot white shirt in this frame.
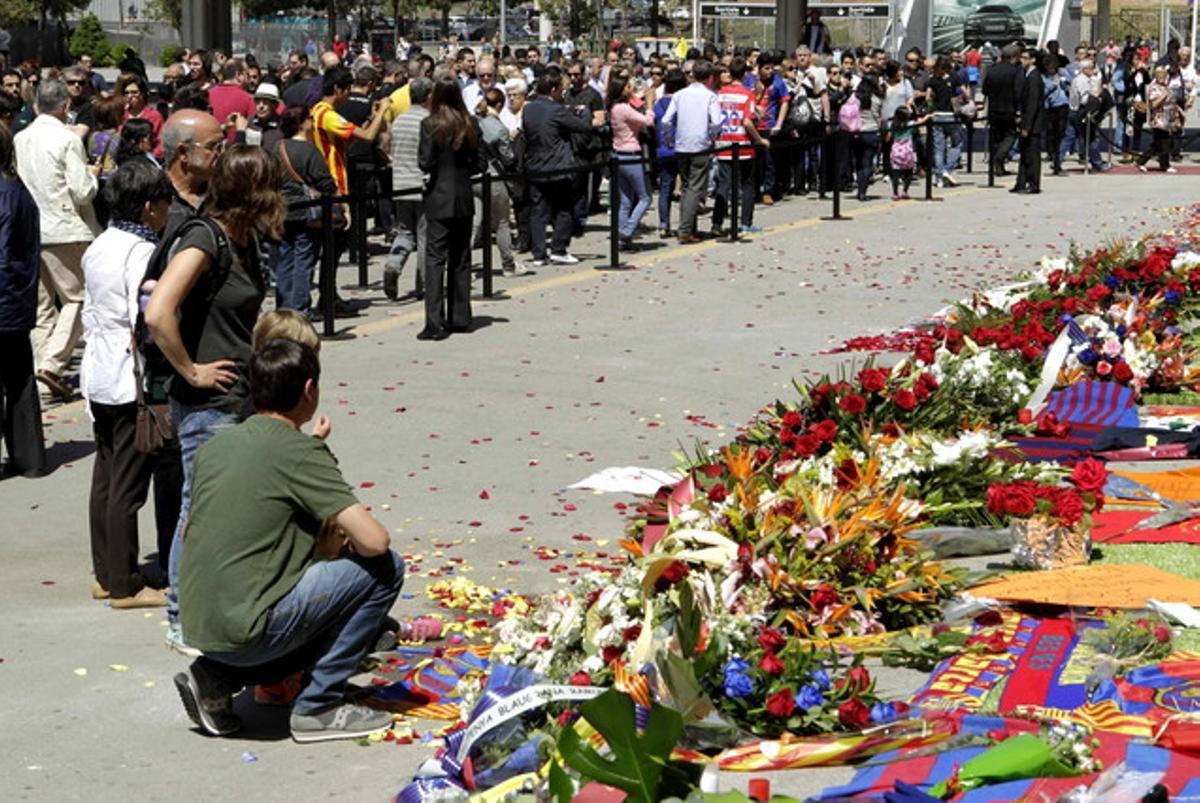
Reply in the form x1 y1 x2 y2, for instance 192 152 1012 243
14 114 100 245
80 227 155 409
662 81 722 153
462 80 485 113
499 106 522 136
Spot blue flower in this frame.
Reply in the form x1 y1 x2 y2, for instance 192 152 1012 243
1059 314 1075 326
1165 290 1182 305
1077 348 1099 366
1104 275 1120 288
722 658 753 699
1116 324 1128 338
811 669 831 690
870 702 898 724
795 684 825 712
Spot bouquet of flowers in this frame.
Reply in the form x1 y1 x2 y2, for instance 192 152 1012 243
984 458 1107 530
927 723 1101 798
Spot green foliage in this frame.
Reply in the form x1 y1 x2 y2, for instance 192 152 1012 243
0 0 90 28
555 689 701 803
145 0 182 31
159 43 181 67
882 627 971 672
69 13 110 66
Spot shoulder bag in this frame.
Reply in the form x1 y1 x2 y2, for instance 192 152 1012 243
277 140 346 230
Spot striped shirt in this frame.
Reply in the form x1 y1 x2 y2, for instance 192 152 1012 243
390 105 429 194
310 100 356 194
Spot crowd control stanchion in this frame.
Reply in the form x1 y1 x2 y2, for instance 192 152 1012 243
924 119 935 200
608 158 620 269
966 119 975 174
320 197 336 338
987 125 995 188
480 172 494 298
821 131 850 221
354 165 369 288
729 144 740 242
1084 117 1092 176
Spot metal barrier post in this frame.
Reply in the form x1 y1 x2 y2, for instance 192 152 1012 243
924 119 935 200
987 124 995 187
1084 117 1093 175
355 165 369 288
966 119 974 173
481 172 494 298
320 197 336 337
729 144 740 242
608 158 619 269
821 131 850 221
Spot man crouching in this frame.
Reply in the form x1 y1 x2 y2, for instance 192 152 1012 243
174 338 402 743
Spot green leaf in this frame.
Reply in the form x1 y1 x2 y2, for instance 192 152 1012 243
659 652 713 725
676 581 700 659
557 689 686 803
547 760 575 803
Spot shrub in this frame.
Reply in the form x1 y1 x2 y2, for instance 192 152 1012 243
69 14 112 67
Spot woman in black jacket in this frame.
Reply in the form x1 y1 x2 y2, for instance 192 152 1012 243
0 124 46 477
417 77 482 341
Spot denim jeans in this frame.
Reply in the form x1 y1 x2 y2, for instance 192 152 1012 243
656 157 678 231
201 550 406 714
166 401 240 627
1060 114 1104 168
385 200 427 277
614 152 651 238
274 221 318 313
712 158 756 229
853 131 880 195
932 122 963 178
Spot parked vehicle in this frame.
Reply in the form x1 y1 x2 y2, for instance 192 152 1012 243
963 4 1025 46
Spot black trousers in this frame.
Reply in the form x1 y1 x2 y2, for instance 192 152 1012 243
89 401 154 597
1016 131 1042 191
1138 128 1172 171
712 158 756 229
152 439 182 572
424 215 473 332
1044 107 1069 171
0 331 45 477
529 179 575 260
989 113 1017 170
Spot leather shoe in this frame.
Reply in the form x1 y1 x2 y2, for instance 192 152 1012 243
110 586 168 609
36 369 73 400
416 327 449 341
447 323 472 334
677 234 702 244
1009 186 1027 194
92 580 110 600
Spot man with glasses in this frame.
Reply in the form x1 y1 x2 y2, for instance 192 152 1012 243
14 78 103 400
62 66 96 134
563 61 606 224
464 56 499 114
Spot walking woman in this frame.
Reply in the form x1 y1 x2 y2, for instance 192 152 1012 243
145 145 285 651
417 76 481 341
607 74 654 249
0 123 46 479
1138 66 1180 173
653 68 686 237
81 161 173 607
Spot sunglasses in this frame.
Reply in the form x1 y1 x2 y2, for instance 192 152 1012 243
66 79 85 85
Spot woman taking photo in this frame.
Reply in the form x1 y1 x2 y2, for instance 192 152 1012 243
275 105 336 316
1138 66 1180 173
416 77 480 341
0 123 46 479
81 161 173 607
145 145 285 650
114 117 157 167
607 74 654 249
119 73 163 158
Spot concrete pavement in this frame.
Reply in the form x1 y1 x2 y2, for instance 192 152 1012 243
1 170 1195 801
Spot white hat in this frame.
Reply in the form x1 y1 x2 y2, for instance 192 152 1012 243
254 83 280 102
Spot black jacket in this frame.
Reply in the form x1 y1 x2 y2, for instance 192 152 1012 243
0 177 40 333
418 116 482 220
1018 68 1045 133
521 95 593 180
983 61 1023 116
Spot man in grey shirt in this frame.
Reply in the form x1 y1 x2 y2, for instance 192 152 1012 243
383 77 432 300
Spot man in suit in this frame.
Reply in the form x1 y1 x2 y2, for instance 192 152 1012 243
982 43 1023 175
1012 48 1044 194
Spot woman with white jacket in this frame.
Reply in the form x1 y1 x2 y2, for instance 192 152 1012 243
81 161 173 607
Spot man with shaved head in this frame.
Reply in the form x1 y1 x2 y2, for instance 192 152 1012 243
161 109 223 242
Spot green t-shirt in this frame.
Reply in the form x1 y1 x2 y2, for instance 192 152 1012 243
179 415 358 652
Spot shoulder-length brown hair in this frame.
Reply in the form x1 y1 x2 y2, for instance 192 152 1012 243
426 77 478 150
203 144 285 239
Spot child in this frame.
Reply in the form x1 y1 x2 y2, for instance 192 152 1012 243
251 308 321 354
889 107 920 200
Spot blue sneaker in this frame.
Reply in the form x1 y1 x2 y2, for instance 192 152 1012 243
743 225 763 234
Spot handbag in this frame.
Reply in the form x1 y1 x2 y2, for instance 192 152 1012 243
133 353 173 454
277 140 346 230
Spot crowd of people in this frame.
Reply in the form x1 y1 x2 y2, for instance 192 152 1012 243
0 27 1193 745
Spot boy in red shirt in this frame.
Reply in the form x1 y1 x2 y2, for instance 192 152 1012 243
713 58 767 235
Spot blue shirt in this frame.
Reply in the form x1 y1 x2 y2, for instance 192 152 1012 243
661 82 722 154
653 94 675 158
1044 74 1069 108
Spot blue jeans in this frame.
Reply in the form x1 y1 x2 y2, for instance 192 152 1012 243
201 550 406 714
932 122 963 178
853 131 880 195
274 221 318 313
1060 113 1105 168
656 156 677 231
166 401 240 626
614 152 651 238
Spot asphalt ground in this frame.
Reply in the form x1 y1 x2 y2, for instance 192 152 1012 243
2 169 1197 801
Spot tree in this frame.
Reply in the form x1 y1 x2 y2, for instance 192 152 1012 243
144 0 182 35
68 12 110 64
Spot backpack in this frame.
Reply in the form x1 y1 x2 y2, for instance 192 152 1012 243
890 133 916 170
787 91 816 130
838 93 863 133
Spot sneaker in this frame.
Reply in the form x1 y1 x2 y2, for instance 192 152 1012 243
1167 167 1178 174
933 177 943 188
503 262 531 276
174 663 242 736
1138 164 1148 173
549 253 579 265
110 586 168 609
942 172 958 187
290 703 394 743
743 225 763 234
382 266 401 301
901 191 910 199
165 623 203 658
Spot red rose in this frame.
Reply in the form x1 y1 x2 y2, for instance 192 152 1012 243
811 418 838 443
914 341 935 365
975 610 1003 627
765 688 795 718
892 389 919 411
1051 489 1085 527
1154 625 1172 644
793 433 822 458
622 624 642 642
881 423 902 438
837 698 871 729
834 459 860 490
859 368 888 393
1061 297 1082 314
781 410 805 430
654 561 690 592
809 383 835 409
707 483 729 503
757 627 787 654
810 585 840 611
697 463 724 478
1113 362 1134 383
986 484 1037 517
1096 360 1112 377
1070 458 1108 493
601 645 623 664
918 372 939 392
845 666 872 693
1087 284 1112 303
839 393 868 414
570 671 593 686
1020 344 1042 362
758 653 786 675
